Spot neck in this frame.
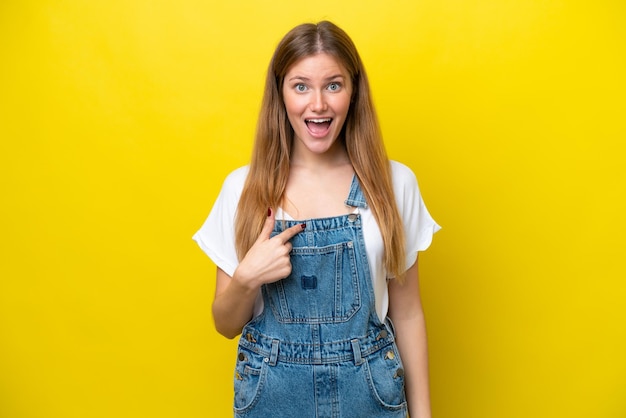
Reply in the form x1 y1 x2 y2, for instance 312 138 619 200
290 140 351 170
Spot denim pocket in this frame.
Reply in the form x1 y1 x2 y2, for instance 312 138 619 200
264 241 361 324
363 345 407 410
233 347 268 413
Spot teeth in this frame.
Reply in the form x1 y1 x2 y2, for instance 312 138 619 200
306 118 332 123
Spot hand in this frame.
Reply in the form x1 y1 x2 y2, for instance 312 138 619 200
233 208 305 290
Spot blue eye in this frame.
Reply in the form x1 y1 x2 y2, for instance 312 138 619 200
328 82 341 91
295 84 307 92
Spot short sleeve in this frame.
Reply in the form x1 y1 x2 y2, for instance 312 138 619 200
192 166 249 277
391 161 441 271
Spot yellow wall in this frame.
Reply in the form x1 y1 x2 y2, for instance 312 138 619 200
1 1 624 417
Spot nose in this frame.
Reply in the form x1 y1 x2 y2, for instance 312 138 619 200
309 90 328 112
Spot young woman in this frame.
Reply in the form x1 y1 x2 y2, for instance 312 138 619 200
194 21 440 418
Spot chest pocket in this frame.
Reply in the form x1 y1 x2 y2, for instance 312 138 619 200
263 241 361 324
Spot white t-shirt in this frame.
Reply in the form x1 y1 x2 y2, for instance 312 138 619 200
193 160 441 321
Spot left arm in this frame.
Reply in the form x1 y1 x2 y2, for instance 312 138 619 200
388 258 431 418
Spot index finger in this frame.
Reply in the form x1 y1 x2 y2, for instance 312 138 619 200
275 223 306 243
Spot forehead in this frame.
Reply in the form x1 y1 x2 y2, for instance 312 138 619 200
284 53 350 79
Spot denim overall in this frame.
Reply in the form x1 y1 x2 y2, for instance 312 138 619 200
233 177 407 417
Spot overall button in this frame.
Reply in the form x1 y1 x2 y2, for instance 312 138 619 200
385 350 395 360
376 330 388 340
347 213 358 222
394 368 405 378
238 352 246 362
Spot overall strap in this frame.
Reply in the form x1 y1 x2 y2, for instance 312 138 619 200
344 175 368 209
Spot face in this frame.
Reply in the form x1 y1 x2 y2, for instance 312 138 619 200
282 53 353 159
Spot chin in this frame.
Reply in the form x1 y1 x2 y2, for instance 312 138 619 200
302 138 338 154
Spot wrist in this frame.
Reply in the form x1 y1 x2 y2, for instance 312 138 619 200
232 266 261 295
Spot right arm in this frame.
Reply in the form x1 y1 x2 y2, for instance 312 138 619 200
212 267 259 339
211 209 305 339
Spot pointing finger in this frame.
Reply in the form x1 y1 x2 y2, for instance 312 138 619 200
276 222 306 243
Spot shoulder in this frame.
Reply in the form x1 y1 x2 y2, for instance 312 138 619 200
219 165 249 196
223 165 249 187
211 165 249 210
389 160 418 189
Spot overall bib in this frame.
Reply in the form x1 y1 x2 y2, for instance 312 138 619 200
233 177 408 417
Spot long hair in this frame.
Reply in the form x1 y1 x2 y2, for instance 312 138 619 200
235 21 407 279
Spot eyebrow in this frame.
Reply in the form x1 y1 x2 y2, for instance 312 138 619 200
287 74 345 82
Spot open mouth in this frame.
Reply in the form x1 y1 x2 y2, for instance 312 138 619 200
305 118 333 136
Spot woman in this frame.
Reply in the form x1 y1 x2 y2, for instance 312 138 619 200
194 21 439 418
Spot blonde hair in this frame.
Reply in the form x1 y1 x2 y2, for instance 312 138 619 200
235 21 406 279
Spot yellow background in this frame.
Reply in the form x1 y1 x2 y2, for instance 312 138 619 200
1 1 624 417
